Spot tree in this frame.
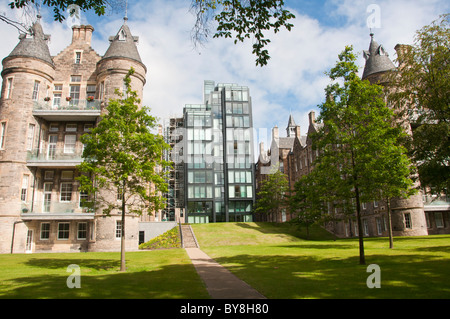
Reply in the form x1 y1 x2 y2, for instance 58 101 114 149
5 0 295 67
309 46 415 264
289 173 326 239
387 14 450 196
191 0 295 66
254 168 289 222
77 68 170 272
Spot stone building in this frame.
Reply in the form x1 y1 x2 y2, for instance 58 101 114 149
0 15 151 253
256 34 449 237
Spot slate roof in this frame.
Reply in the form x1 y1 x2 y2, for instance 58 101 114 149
6 17 53 66
102 18 142 64
362 33 395 80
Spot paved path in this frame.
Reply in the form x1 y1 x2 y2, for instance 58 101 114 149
185 247 266 299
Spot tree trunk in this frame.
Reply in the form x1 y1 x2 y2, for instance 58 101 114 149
120 190 126 272
386 197 394 249
351 150 365 265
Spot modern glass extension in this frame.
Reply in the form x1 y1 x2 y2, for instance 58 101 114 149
182 81 255 223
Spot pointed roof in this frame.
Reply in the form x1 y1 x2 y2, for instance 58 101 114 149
7 16 53 66
287 114 296 128
362 33 395 80
102 17 143 64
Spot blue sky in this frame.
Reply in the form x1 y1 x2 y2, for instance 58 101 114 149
1 0 449 146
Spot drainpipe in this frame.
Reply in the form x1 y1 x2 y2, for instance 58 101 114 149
11 221 24 254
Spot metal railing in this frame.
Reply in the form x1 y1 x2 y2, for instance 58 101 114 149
27 148 84 163
20 200 94 214
33 99 101 111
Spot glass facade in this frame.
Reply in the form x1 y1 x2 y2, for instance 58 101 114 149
181 81 255 223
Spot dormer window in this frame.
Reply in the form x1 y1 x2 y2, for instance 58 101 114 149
118 28 126 41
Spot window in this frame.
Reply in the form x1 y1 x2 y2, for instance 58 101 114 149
61 171 74 180
84 124 93 132
44 171 54 180
60 182 73 202
43 182 52 213
53 93 61 107
404 213 412 229
64 135 76 153
77 222 87 240
5 77 13 99
70 75 81 82
21 175 29 202
435 212 444 228
32 80 40 101
75 51 82 64
363 219 369 236
49 124 59 132
119 28 126 41
66 123 77 132
58 222 70 240
376 217 383 235
26 124 35 151
116 220 122 238
99 81 105 100
69 85 80 105
40 223 50 240
1 122 6 149
54 84 63 91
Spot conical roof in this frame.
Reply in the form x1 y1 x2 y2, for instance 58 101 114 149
7 16 53 66
102 18 142 63
362 33 395 80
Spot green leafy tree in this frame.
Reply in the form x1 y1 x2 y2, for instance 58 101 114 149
289 173 326 239
254 168 289 222
387 14 450 196
309 46 415 264
191 0 295 66
77 68 170 272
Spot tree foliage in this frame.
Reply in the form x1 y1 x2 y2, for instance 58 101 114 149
387 14 450 195
77 68 170 271
254 168 289 222
191 0 295 66
302 46 415 264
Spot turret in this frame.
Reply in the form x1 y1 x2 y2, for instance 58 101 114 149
361 33 428 237
96 17 147 104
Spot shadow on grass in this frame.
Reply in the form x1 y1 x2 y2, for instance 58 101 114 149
26 258 121 270
1 261 209 299
211 252 450 299
235 222 335 241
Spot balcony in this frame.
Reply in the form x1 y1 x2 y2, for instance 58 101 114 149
33 99 101 121
20 201 95 220
27 148 84 167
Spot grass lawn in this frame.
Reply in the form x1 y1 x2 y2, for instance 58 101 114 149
1 222 449 299
192 222 450 299
0 249 209 299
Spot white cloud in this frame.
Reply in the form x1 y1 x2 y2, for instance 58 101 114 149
1 0 448 138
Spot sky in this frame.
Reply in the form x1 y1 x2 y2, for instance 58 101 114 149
1 0 449 146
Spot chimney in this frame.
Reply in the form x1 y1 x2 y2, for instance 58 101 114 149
272 125 279 140
72 25 94 45
394 44 411 67
295 125 301 138
308 111 316 125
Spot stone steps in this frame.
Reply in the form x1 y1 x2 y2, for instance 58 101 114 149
181 225 199 248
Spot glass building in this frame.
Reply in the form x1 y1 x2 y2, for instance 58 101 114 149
176 80 255 223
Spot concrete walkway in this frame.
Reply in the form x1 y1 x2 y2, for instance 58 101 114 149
185 247 266 299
